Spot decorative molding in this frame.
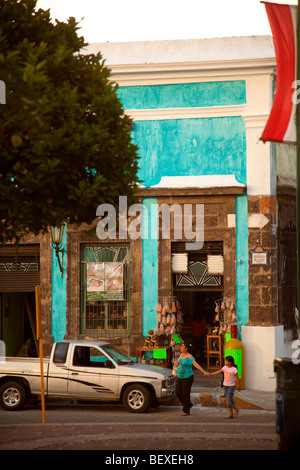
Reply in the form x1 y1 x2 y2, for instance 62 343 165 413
136 186 246 197
108 58 276 86
127 107 269 132
175 260 222 287
127 104 246 121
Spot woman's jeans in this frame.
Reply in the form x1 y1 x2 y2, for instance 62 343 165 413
175 375 194 413
224 385 235 408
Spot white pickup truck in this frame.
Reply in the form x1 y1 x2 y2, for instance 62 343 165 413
0 340 176 413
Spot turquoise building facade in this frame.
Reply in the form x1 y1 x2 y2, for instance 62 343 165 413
52 48 251 341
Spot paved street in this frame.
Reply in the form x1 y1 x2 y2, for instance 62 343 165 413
0 400 278 452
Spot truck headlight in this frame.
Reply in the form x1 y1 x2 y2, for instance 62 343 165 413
162 377 176 388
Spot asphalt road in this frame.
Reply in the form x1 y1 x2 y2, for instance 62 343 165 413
0 400 278 453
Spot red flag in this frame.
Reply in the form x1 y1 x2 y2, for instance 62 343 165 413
261 2 297 144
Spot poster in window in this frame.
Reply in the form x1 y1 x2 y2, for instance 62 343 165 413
105 262 123 293
87 262 123 300
87 262 104 294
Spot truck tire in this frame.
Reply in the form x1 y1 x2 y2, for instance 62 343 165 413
0 381 28 411
123 384 151 413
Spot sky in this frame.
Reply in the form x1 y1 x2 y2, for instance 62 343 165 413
36 0 298 44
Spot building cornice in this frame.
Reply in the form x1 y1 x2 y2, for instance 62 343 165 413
136 175 246 197
107 58 276 86
136 186 246 197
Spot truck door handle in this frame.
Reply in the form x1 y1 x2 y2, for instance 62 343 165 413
71 372 78 375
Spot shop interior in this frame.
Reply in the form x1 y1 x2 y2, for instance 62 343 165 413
0 292 38 357
173 289 222 365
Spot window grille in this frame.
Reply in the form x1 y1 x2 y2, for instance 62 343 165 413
80 243 130 339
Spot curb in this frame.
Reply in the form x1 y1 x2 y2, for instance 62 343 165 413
165 393 264 410
197 393 264 410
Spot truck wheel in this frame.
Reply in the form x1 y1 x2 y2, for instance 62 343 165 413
0 382 28 411
123 384 150 413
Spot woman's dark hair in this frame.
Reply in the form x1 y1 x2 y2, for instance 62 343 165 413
182 342 193 353
225 355 238 371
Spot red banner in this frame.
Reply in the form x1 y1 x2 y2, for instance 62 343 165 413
261 2 297 144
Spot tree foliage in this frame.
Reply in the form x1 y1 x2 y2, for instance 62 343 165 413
0 0 139 244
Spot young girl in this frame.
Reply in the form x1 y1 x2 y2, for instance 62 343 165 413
210 355 241 418
175 343 209 416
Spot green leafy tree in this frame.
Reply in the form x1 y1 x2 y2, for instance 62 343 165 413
0 0 139 244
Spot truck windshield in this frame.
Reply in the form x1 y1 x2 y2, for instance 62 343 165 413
101 344 134 365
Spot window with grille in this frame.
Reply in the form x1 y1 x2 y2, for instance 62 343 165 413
80 244 130 336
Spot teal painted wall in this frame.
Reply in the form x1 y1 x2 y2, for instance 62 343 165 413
133 117 246 187
51 227 67 342
235 194 249 336
117 81 246 110
142 198 158 337
119 81 247 188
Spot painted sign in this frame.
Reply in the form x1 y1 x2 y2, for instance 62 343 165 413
249 247 269 266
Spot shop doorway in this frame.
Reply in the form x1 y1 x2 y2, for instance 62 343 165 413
0 292 38 357
174 289 222 364
0 244 40 357
172 242 224 364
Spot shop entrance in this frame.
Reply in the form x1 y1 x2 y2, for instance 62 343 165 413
172 242 224 365
174 289 222 364
0 292 38 357
0 244 40 357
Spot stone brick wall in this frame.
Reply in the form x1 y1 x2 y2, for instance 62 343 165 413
247 195 278 325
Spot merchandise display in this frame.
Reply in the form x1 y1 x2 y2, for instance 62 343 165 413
154 297 184 338
213 297 237 334
137 297 184 369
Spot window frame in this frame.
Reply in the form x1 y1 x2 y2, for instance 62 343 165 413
80 243 130 335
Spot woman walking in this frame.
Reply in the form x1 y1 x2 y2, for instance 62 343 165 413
175 343 209 416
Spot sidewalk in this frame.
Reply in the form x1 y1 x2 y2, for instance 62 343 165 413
189 371 276 411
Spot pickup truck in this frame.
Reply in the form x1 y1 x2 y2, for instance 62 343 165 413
0 340 176 413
